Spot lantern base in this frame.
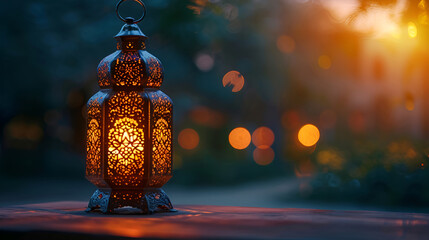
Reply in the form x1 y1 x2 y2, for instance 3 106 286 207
85 188 174 214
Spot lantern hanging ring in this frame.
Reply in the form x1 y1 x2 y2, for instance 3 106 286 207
116 0 146 24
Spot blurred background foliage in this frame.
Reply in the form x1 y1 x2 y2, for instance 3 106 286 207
1 0 429 209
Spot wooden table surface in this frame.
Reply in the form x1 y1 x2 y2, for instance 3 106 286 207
0 201 428 239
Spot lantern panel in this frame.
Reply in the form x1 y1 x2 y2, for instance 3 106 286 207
86 90 110 186
97 52 120 88
141 51 163 88
148 90 172 187
107 91 146 187
87 118 101 175
112 52 145 87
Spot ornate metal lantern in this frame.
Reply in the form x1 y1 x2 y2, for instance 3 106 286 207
85 0 174 214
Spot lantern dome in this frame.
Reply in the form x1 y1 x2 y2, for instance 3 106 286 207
97 23 164 89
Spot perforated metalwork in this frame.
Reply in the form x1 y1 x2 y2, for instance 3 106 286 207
112 52 145 87
148 91 173 180
86 188 173 213
86 189 110 213
152 118 171 175
141 51 163 88
87 119 101 175
107 91 146 187
97 52 120 88
117 39 146 51
108 117 144 175
86 92 106 177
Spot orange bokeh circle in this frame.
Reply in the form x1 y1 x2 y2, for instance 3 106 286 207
178 128 199 150
252 126 275 149
229 127 251 150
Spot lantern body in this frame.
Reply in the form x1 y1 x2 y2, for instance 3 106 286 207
85 23 174 213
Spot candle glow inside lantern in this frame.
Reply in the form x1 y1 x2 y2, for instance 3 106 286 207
85 0 174 213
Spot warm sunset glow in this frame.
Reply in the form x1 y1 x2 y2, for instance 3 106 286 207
253 147 274 166
419 0 426 10
178 128 200 150
320 0 404 39
318 55 331 69
298 124 320 147
276 35 295 54
229 127 251 150
252 126 275 149
222 70 245 92
408 22 418 38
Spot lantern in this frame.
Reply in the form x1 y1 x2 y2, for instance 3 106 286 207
85 0 174 214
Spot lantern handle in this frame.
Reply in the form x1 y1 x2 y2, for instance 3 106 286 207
116 0 146 24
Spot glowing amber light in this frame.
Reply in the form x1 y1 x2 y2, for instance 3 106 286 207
252 126 275 149
298 124 320 147
178 128 200 150
85 14 174 214
318 55 331 70
229 127 251 150
408 22 417 38
87 119 101 171
108 117 144 175
276 35 295 54
222 70 245 92
253 148 275 166
419 0 426 10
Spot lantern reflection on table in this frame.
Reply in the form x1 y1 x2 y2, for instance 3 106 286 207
85 0 174 214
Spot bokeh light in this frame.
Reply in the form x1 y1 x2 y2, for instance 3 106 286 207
298 124 320 147
252 126 275 149
276 35 295 54
178 128 200 150
190 106 226 127
253 147 274 166
5 120 43 142
408 22 417 38
222 70 245 92
223 4 239 21
318 55 331 69
195 53 214 72
316 149 344 170
229 127 251 150
405 93 415 111
405 99 415 111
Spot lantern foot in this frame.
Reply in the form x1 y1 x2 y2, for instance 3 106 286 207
86 188 174 214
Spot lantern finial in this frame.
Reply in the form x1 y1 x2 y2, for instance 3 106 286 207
116 0 146 24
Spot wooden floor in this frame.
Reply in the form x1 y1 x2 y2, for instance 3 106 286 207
0 201 428 239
